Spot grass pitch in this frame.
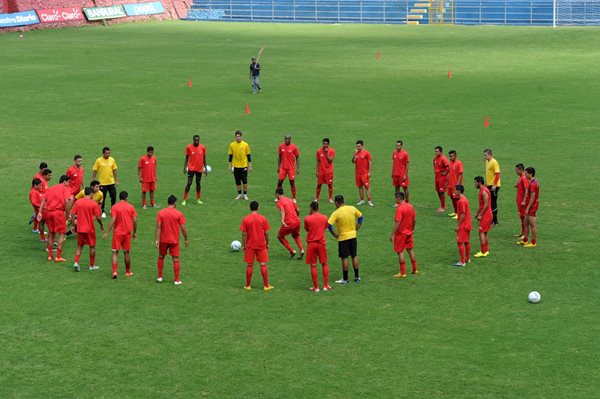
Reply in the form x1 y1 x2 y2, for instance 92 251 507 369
1 21 599 398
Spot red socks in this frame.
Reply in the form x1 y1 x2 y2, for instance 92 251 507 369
291 186 297 199
452 198 458 213
74 254 80 263
439 193 446 208
125 259 130 273
196 191 201 200
293 235 304 252
278 236 294 253
310 265 318 288
112 262 118 274
157 258 164 278
400 262 406 275
90 256 95 266
458 243 465 263
174 260 180 281
246 264 253 286
322 264 329 286
316 186 321 200
328 185 333 201
183 192 189 200
260 265 269 287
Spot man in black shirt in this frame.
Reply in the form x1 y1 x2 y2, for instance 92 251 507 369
249 57 262 94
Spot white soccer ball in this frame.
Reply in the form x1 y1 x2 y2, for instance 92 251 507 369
230 240 242 251
203 165 212 174
528 291 541 304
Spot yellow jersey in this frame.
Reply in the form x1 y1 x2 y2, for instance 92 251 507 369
485 158 501 187
228 141 251 168
92 156 118 185
76 189 104 205
328 205 363 241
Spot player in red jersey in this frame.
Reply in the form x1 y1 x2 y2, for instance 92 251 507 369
182 135 207 205
519 167 539 248
389 191 418 278
474 176 493 258
277 134 300 202
514 163 529 240
103 191 138 278
391 140 410 203
447 150 463 219
138 146 158 209
33 162 47 182
433 146 450 212
29 178 46 240
453 185 472 266
37 175 73 262
155 195 188 285
66 155 84 197
40 168 52 194
315 138 335 203
71 187 103 272
303 201 330 292
240 201 273 291
352 140 373 206
275 188 304 258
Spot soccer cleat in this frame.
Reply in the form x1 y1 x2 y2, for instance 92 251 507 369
47 256 53 261
516 240 526 245
174 280 183 286
112 273 118 279
523 243 537 248
274 198 278 202
322 285 332 291
126 272 134 277
41 238 48 243
451 215 458 220
328 198 334 204
297 251 305 260
411 269 419 275
102 212 107 218
474 251 489 258
89 266 99 271
452 262 466 267
263 285 274 291
290 250 297 259
309 287 320 292
181 200 187 206
197 199 203 204
55 257 66 263
32 228 38 234
393 273 407 278
156 277 163 283
73 263 80 272
436 207 446 213
152 204 160 208
448 212 457 217
356 200 365 206
314 198 319 202
143 205 147 210
235 194 242 200
335 279 349 284
368 201 374 207
243 285 252 291
354 277 361 283
466 259 471 264
243 194 249 200
513 233 524 238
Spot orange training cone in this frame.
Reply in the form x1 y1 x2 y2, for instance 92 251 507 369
448 70 453 79
377 51 381 60
245 103 250 114
484 116 490 127
187 79 192 88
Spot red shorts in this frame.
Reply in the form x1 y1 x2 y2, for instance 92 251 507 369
32 206 40 214
142 182 156 192
447 186 460 199
159 242 180 257
355 173 370 188
77 232 96 247
112 234 131 251
306 242 327 265
435 176 448 192
392 175 409 188
44 210 67 233
394 233 414 252
457 228 471 243
279 222 300 237
244 248 268 263
479 214 493 233
527 210 537 217
317 172 333 185
278 168 295 181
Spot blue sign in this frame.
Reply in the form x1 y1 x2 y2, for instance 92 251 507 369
123 2 165 17
0 10 40 27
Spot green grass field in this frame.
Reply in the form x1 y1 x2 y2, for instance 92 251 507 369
1 21 599 398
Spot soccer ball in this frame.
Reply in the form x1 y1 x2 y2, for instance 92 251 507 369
528 291 541 304
203 165 212 174
230 240 242 251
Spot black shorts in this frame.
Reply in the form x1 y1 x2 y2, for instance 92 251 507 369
233 167 248 185
187 171 202 179
338 238 358 258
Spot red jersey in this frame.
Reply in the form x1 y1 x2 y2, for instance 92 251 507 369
316 147 335 174
65 165 84 196
478 186 493 218
157 207 186 244
456 196 472 230
433 154 450 176
29 187 42 208
240 212 270 250
394 202 416 235
277 196 300 226
138 155 157 183
527 178 540 212
516 175 529 206
34 173 49 194
71 197 100 233
111 200 138 235
391 149 410 177
448 160 463 187
186 143 206 172
43 184 72 211
279 143 299 170
303 212 328 244
355 149 372 175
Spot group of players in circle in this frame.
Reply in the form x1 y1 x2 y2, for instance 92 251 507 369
27 130 540 290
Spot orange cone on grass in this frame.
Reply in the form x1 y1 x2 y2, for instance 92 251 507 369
484 116 490 127
377 51 381 60
245 103 251 114
448 70 453 79
187 79 192 88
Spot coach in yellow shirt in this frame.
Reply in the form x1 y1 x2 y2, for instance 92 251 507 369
228 130 252 200
92 147 118 218
75 180 104 205
327 195 364 284
484 148 501 226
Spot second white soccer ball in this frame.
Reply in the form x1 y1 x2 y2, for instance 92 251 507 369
231 240 242 251
528 291 541 304
203 165 212 174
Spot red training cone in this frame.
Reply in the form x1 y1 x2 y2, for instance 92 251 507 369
447 70 453 79
187 79 192 88
245 103 251 114
483 116 490 127
377 51 381 61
